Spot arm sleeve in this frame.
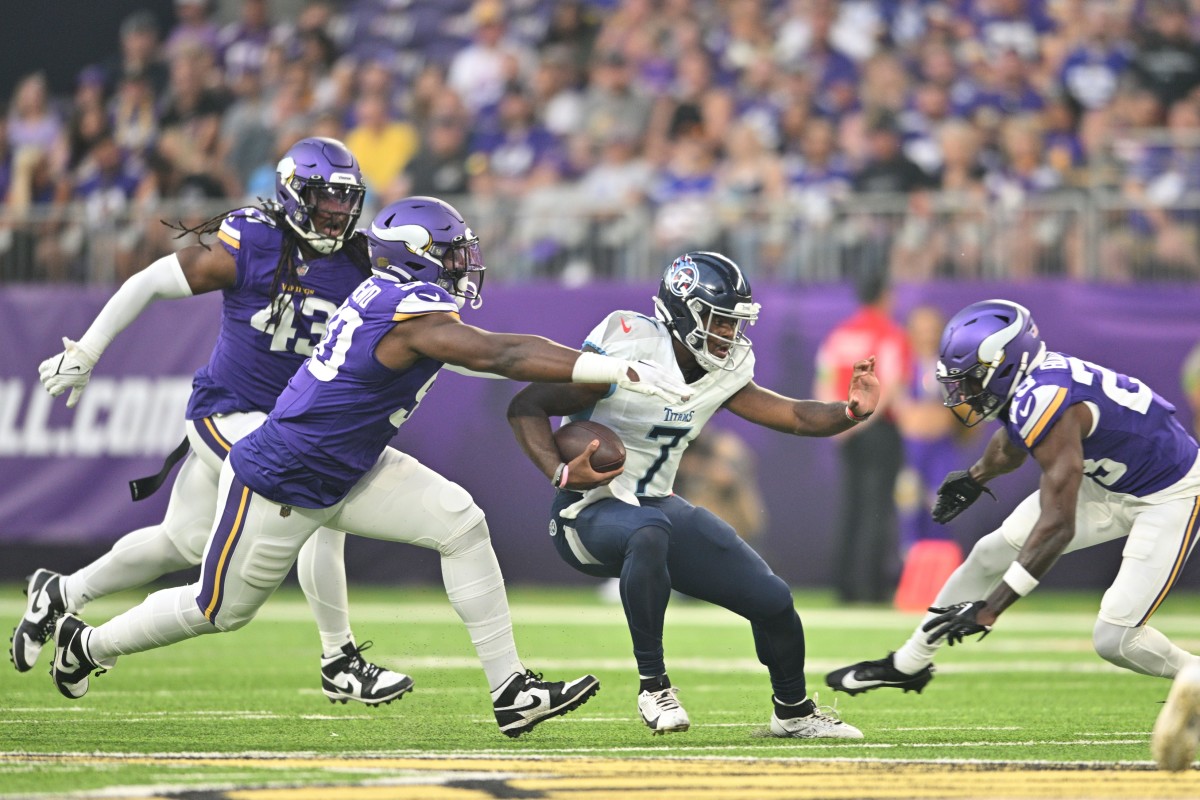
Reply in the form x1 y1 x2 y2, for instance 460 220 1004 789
76 253 194 361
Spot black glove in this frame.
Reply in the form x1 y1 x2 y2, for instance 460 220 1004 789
931 470 996 524
922 600 992 646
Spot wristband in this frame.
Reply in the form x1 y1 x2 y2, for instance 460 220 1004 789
1002 562 1039 596
551 462 569 489
571 351 626 385
845 404 872 423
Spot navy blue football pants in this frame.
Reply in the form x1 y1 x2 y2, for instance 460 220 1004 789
550 491 808 703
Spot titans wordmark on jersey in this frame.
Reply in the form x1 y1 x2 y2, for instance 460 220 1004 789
1004 352 1199 497
570 311 754 502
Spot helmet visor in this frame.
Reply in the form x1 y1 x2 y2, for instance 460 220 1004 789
938 367 1000 427
432 238 486 304
304 183 365 240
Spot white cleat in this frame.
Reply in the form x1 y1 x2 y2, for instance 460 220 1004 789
1152 661 1200 772
770 695 863 739
638 685 691 735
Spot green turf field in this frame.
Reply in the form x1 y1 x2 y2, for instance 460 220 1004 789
2 584 1199 799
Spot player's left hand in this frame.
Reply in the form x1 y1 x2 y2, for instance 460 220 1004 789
922 600 992 646
38 337 98 409
846 356 879 419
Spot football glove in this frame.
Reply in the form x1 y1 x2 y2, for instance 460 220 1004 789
38 337 98 409
931 470 996 524
618 359 692 405
922 600 992 646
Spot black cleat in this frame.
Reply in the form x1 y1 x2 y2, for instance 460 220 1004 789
51 614 104 699
825 652 934 696
320 641 413 706
492 669 599 738
11 569 66 672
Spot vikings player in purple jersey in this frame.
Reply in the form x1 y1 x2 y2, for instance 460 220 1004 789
22 137 414 706
827 300 1200 715
47 196 691 738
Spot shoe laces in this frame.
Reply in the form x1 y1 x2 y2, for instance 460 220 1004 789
522 669 545 687
342 641 382 681
808 692 844 723
647 686 682 711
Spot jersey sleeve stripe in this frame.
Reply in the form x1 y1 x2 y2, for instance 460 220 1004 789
392 310 461 322
217 229 240 250
198 479 251 623
1022 386 1068 448
1137 496 1200 625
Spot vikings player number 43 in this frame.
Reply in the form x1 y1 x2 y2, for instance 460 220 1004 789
249 293 341 356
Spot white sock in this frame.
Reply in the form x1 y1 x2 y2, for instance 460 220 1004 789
296 528 355 657
88 585 214 665
439 521 523 690
62 526 192 613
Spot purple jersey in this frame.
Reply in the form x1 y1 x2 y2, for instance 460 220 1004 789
1004 352 1199 497
230 277 458 508
185 209 369 421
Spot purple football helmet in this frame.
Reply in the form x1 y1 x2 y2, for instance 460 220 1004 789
936 299 1046 427
652 251 759 372
275 137 365 255
365 196 485 308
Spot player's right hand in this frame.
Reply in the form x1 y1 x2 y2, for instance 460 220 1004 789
38 337 96 408
618 359 691 404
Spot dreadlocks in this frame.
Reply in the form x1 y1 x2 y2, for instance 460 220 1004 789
165 201 372 332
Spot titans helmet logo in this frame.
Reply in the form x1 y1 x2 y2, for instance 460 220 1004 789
666 255 699 297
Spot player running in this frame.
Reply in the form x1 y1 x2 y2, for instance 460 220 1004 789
826 299 1200 704
21 137 416 705
48 196 691 738
507 251 876 738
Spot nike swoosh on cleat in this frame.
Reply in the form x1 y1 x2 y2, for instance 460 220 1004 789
496 696 542 714
25 592 50 623
838 672 896 690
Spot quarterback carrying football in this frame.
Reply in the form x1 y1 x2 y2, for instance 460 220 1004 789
508 251 877 738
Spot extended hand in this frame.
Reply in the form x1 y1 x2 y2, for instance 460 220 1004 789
620 359 691 404
847 356 879 418
931 470 996 524
922 600 992 646
38 337 97 408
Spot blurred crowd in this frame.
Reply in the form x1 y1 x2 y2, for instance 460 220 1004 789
4 0 1200 283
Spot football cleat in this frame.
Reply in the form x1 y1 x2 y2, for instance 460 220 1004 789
825 652 934 696
320 641 413 706
51 614 104 700
638 683 691 735
1152 661 1200 772
770 696 864 739
491 669 599 738
11 569 67 672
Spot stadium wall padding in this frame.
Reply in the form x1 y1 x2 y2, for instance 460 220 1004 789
2 280 1199 593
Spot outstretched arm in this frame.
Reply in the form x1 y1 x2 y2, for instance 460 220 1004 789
723 357 880 435
38 245 235 407
377 313 691 404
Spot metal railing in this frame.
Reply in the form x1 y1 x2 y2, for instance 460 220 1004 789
1 189 1198 285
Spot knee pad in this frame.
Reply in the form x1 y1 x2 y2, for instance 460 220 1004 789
626 526 669 562
439 514 491 559
1093 619 1155 672
965 530 1021 575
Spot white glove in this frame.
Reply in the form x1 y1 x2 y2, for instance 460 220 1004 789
616 359 692 404
38 337 98 408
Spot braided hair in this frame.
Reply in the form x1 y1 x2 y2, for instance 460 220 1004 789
166 201 372 332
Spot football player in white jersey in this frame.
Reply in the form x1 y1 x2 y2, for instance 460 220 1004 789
507 252 879 738
826 300 1200 739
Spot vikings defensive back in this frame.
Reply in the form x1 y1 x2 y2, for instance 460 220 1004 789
49 196 692 738
25 137 412 705
507 252 878 739
827 300 1200 703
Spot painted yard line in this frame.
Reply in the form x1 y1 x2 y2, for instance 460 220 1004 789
0 750 1164 767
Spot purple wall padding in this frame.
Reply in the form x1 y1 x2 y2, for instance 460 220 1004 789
3 281 1199 590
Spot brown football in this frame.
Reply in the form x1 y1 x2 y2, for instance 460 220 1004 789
553 420 626 473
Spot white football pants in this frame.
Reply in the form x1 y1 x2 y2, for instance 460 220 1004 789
87 446 523 689
63 412 357 656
